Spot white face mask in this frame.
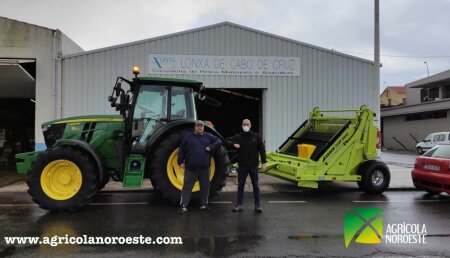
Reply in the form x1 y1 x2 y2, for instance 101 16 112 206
242 126 250 132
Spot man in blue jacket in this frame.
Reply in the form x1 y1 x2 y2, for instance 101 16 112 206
177 120 222 214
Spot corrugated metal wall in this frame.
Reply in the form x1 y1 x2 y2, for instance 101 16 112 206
62 23 376 150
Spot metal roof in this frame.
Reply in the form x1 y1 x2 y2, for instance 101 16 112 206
407 69 450 89
62 21 373 64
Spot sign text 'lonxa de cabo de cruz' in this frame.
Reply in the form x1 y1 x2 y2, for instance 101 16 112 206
149 54 301 76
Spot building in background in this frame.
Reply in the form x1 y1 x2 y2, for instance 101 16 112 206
1 18 380 151
61 22 379 150
0 17 83 154
380 86 406 108
381 69 450 152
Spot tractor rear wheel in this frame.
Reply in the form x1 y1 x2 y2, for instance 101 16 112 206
150 130 229 205
27 147 99 212
359 161 390 194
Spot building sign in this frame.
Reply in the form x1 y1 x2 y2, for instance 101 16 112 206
149 54 300 76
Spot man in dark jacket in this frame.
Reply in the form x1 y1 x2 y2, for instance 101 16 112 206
225 119 266 213
177 120 222 214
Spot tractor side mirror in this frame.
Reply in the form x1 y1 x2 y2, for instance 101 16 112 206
196 93 222 107
115 82 122 97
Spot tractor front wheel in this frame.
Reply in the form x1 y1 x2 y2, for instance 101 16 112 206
27 147 99 212
150 130 229 205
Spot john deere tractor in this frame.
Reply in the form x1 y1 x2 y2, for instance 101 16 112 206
16 67 230 212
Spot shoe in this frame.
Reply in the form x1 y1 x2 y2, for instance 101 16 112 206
254 205 263 213
232 205 242 212
199 205 211 212
178 205 187 214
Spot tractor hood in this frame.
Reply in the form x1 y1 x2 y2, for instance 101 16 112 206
42 115 123 126
40 115 124 148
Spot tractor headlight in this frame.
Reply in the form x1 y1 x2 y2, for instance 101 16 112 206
42 125 50 133
42 124 66 148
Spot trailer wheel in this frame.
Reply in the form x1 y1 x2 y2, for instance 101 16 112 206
359 161 390 194
150 130 229 205
27 147 99 212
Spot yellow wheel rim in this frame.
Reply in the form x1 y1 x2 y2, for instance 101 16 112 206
166 148 215 191
40 159 83 200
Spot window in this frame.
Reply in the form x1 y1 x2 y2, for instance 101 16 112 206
386 90 390 97
405 110 447 121
429 87 439 100
432 134 440 142
445 85 450 99
387 99 392 106
402 98 406 104
421 87 440 102
438 134 445 141
132 86 168 145
170 87 195 120
421 88 429 102
423 145 450 159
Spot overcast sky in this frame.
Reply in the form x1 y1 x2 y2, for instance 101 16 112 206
1 0 449 91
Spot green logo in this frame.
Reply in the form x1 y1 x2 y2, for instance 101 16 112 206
344 208 383 248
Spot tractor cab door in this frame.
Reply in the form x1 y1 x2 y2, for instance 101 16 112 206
132 85 169 148
131 85 197 150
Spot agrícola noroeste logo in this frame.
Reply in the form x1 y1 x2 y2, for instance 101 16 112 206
344 207 427 248
344 207 383 248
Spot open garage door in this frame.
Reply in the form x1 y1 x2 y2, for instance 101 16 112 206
196 88 263 139
0 59 36 168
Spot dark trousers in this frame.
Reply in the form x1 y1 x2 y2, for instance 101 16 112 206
180 168 210 207
237 166 260 206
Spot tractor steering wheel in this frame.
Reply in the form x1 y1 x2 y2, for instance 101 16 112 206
138 105 154 114
138 105 154 118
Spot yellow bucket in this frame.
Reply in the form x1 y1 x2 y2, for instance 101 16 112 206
297 144 316 159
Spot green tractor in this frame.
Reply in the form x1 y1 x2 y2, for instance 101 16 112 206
16 67 230 211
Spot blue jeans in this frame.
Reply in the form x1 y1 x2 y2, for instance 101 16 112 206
237 166 260 206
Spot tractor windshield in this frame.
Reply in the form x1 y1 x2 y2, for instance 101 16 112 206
131 85 196 147
132 85 168 145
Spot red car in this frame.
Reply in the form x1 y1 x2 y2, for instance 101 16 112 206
412 145 450 195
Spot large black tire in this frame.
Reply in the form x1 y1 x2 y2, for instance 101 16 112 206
27 147 99 212
97 175 110 191
150 130 230 205
358 161 390 194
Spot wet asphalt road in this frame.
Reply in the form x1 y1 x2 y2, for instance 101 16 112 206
0 189 449 258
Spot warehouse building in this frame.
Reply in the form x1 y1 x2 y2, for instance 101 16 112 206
0 17 83 157
381 69 450 151
1 17 379 151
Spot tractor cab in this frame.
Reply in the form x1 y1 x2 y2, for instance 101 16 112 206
128 80 199 150
108 66 205 152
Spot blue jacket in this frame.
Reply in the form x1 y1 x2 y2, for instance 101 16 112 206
177 132 222 169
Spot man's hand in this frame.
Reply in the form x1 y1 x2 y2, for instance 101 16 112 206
260 163 266 170
179 163 185 169
233 143 240 149
206 146 211 151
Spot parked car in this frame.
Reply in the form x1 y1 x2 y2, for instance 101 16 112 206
411 145 450 195
416 132 450 154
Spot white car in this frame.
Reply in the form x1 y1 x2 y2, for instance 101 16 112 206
416 132 450 154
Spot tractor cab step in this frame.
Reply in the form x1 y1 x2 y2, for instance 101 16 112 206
123 154 146 188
